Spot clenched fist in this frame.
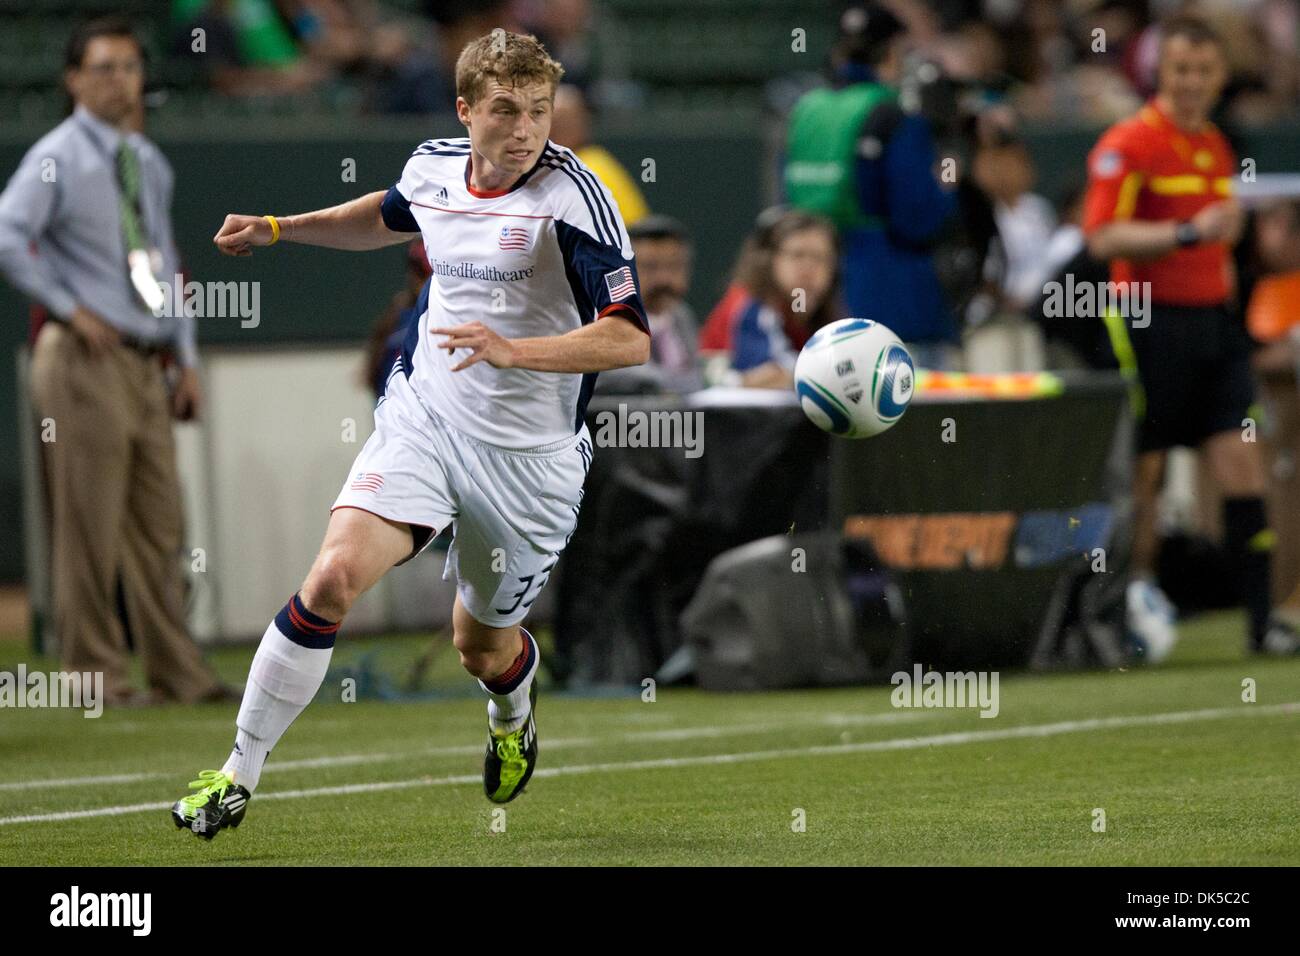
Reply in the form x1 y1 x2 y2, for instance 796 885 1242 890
213 214 277 257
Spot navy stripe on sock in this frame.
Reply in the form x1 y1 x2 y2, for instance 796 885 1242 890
482 628 536 694
274 592 340 649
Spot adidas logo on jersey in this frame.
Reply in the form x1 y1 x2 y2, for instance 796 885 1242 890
432 185 449 206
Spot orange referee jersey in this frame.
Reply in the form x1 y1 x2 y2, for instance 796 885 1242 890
1082 99 1236 305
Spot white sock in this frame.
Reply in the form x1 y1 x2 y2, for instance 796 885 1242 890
222 596 337 792
480 628 539 735
224 729 271 790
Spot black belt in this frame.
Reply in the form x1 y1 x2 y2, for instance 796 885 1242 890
117 331 169 357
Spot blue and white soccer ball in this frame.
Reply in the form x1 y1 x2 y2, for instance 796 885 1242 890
794 318 915 438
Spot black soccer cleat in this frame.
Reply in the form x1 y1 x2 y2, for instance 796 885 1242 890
170 770 250 841
483 681 538 803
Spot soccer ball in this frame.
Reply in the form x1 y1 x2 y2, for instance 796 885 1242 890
794 319 915 438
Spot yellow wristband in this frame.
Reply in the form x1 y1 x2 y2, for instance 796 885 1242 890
264 215 281 245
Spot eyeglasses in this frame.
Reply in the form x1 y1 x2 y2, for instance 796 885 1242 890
80 60 144 77
775 248 836 266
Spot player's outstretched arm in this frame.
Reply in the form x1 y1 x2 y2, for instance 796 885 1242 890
213 190 411 256
432 312 650 373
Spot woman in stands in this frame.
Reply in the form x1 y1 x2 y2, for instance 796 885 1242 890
721 209 842 389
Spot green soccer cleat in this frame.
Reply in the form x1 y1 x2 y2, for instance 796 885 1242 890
483 681 538 803
170 770 250 841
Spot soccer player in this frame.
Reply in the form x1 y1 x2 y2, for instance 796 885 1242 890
1083 15 1295 657
169 29 649 839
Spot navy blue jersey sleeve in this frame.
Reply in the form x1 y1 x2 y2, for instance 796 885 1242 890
554 219 649 333
380 184 420 233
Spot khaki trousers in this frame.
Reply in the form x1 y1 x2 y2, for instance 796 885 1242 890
29 321 218 703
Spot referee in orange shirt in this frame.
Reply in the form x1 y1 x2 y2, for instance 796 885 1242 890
1084 15 1295 656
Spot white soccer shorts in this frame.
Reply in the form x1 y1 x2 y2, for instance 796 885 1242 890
331 369 592 628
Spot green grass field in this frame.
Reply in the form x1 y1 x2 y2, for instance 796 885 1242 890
1 611 1297 866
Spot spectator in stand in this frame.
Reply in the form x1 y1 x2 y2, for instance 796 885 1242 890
521 0 596 94
723 210 840 390
379 0 522 115
549 84 648 226
783 3 958 369
279 1 414 78
970 125 1056 312
598 215 700 393
1032 184 1118 370
698 205 785 361
1237 199 1300 641
362 238 433 400
1239 200 1300 370
173 0 430 100
171 0 327 96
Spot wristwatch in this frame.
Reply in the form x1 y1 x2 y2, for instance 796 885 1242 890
1175 221 1200 248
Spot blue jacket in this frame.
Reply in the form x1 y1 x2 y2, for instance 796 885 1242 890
788 65 957 344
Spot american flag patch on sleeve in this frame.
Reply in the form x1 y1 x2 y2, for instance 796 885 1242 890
604 265 636 302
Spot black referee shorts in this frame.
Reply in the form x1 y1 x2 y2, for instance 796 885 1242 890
1118 303 1256 453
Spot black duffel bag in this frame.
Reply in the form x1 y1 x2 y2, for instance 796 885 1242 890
680 531 909 691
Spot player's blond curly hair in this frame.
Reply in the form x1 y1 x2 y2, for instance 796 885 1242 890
456 29 565 105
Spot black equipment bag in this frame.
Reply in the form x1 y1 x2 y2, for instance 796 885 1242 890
680 531 909 691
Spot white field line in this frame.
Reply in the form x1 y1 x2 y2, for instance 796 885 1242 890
0 702 1293 827
0 711 928 793
95 717 360 734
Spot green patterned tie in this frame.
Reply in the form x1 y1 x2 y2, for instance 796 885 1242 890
116 141 146 253
116 140 166 313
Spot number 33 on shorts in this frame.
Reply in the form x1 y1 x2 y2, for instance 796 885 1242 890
443 430 592 629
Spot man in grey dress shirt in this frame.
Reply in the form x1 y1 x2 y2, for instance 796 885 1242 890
0 16 226 705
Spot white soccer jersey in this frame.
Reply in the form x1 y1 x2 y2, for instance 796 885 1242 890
380 137 649 448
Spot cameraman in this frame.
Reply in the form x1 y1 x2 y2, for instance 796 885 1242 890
783 2 957 368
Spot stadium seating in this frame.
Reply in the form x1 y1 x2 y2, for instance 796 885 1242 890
0 0 841 125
